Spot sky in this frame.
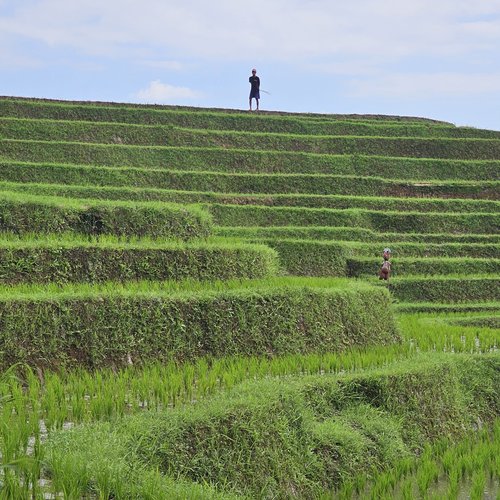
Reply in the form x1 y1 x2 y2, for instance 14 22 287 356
1 0 500 130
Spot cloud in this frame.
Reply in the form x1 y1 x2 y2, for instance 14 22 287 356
140 60 185 71
2 0 500 63
0 49 43 68
0 33 44 68
350 72 500 98
135 80 201 102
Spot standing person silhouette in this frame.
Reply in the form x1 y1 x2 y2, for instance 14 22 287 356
249 68 260 111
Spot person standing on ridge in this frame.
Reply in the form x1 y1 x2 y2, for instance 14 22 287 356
379 247 392 280
249 68 260 111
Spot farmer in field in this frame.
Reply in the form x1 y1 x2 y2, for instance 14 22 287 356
249 68 260 111
379 247 391 280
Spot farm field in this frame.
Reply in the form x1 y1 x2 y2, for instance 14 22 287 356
0 96 498 498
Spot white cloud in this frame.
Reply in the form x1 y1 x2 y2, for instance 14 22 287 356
2 0 500 62
0 34 44 68
311 59 385 77
140 60 185 71
350 72 500 98
135 80 201 102
0 50 43 68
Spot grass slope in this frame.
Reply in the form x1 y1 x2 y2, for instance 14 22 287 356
44 354 500 498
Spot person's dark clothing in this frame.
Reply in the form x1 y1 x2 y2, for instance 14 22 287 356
249 75 260 99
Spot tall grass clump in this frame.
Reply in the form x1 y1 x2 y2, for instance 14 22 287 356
43 354 500 498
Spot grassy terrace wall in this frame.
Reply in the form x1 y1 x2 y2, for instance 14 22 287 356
0 177 499 213
0 97 498 499
220 237 500 276
2 141 499 181
3 99 497 136
0 163 497 200
208 204 498 233
307 240 500 259
347 257 500 277
0 98 481 131
3 118 500 159
0 191 212 238
6 236 489 281
252 239 350 276
387 276 500 303
0 237 279 284
216 226 500 244
45 354 500 498
0 278 398 369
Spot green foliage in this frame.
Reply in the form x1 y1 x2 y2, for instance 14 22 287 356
0 164 498 202
397 312 500 353
255 239 349 276
347 257 500 277
3 115 500 159
0 278 399 369
387 276 500 303
226 236 500 276
0 191 212 239
343 241 500 258
0 237 279 284
44 354 500 498
216 225 500 244
208 203 498 234
0 95 498 498
395 301 500 313
2 139 499 180
353 418 500 500
5 98 498 138
0 175 500 213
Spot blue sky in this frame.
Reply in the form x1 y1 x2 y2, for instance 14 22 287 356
1 0 500 130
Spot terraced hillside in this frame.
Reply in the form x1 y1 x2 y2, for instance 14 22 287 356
0 96 498 499
1 97 498 313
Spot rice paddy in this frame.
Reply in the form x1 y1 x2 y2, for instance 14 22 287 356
0 96 498 498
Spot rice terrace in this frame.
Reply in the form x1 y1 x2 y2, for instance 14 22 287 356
0 96 498 499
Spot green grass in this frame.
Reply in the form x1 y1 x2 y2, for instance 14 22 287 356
2 140 499 180
341 418 500 500
3 116 500 159
42 354 500 498
4 98 495 139
0 234 280 284
0 96 460 126
0 190 212 239
341 240 500 257
0 306 498 497
0 164 498 201
215 225 500 244
394 301 500 313
396 312 500 353
449 315 500 329
347 257 500 277
208 203 499 233
0 95 498 498
0 277 399 369
386 275 500 303
219 236 500 276
1 178 499 215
